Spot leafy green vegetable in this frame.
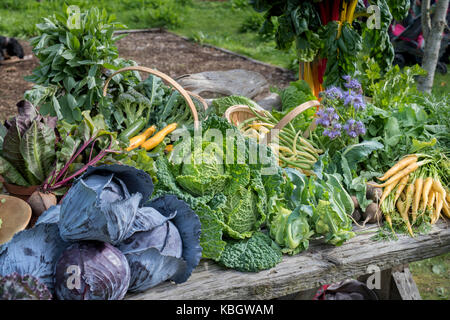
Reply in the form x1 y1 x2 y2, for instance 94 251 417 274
175 141 228 197
121 148 158 183
250 0 408 88
24 6 141 124
268 204 313 255
152 116 282 261
20 121 56 183
387 0 410 21
43 111 119 192
359 60 426 108
280 167 355 247
0 101 57 186
272 79 316 112
211 95 260 117
321 21 362 88
359 0 394 75
218 232 282 272
313 199 355 246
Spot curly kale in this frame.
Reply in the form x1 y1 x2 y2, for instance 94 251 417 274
219 232 282 272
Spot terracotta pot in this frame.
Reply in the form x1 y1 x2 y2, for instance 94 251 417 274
0 194 32 245
3 183 39 201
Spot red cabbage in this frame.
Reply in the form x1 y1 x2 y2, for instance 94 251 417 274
58 165 157 244
54 241 130 300
117 195 202 292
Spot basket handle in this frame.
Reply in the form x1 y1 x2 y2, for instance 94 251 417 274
185 90 209 112
266 100 320 144
103 66 200 128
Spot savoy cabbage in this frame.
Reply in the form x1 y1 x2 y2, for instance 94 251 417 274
153 115 284 263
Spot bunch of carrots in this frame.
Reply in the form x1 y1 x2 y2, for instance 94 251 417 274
369 154 449 237
125 123 178 152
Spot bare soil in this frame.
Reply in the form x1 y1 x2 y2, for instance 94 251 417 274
0 30 295 122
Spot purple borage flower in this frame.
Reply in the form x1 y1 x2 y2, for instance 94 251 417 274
343 91 366 111
323 86 344 100
316 107 339 128
343 119 366 138
323 122 342 140
343 75 363 94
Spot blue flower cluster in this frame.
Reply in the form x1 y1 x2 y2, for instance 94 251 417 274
316 76 367 140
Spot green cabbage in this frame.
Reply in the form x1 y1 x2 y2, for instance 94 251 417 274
176 142 228 196
313 200 355 246
269 205 313 255
153 116 282 262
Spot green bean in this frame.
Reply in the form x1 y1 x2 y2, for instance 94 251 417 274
278 154 314 170
237 116 261 130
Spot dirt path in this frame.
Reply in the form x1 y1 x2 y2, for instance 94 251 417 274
0 30 295 122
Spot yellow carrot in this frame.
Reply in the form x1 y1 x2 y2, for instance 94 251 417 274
421 177 434 211
396 198 405 214
369 160 429 188
404 183 415 218
443 200 450 218
394 175 409 203
400 191 406 202
380 178 401 205
377 156 417 181
412 177 423 222
141 123 178 151
385 214 394 232
427 191 436 211
396 198 414 236
433 192 443 224
432 179 447 205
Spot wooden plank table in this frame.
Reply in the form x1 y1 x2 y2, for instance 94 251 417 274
126 220 450 300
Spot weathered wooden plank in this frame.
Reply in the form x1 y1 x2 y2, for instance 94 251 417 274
391 267 422 300
126 221 450 300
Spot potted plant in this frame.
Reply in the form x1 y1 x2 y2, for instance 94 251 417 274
0 101 117 226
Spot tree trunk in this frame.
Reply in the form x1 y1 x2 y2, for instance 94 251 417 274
417 0 449 94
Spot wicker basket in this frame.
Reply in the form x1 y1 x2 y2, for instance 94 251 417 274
224 100 321 142
103 66 208 129
223 104 267 127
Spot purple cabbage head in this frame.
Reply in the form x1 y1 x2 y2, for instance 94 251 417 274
58 164 156 244
54 241 131 300
0 209 69 294
117 195 202 293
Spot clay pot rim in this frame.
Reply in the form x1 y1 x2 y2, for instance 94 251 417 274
3 182 40 195
0 194 32 245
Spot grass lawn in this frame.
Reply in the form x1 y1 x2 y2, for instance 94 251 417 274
410 253 450 300
0 0 296 70
0 0 449 300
